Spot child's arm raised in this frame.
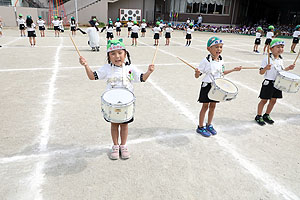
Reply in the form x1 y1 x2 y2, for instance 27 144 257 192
284 64 295 71
195 68 202 78
259 64 271 75
223 66 242 75
79 56 95 80
142 64 155 82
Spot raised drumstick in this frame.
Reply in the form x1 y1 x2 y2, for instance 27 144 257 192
241 67 260 69
69 34 81 57
293 50 300 65
267 45 270 65
152 45 159 65
177 57 196 70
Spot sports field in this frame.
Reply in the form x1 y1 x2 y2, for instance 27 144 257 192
0 27 300 200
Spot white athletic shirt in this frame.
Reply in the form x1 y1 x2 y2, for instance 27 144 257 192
159 23 164 29
293 31 300 38
105 26 114 33
115 22 121 27
256 32 261 38
153 27 161 34
27 23 36 31
94 64 143 92
86 27 99 47
165 27 173 33
52 20 60 26
197 55 225 83
17 18 25 25
37 19 45 27
266 31 274 39
186 27 194 34
131 25 139 33
261 55 284 80
141 23 147 28
127 22 133 28
69 20 76 27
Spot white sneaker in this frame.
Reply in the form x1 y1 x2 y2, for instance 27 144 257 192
109 145 119 160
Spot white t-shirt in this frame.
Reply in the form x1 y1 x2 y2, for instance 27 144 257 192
186 27 194 34
37 19 45 27
115 22 122 27
261 55 284 80
197 55 225 83
127 22 133 28
86 27 99 47
69 20 76 27
186 19 190 24
141 23 147 28
293 31 300 38
17 18 25 25
131 25 139 33
266 31 274 39
256 32 261 38
159 23 164 29
52 20 60 26
105 26 114 33
153 27 160 34
94 64 143 92
197 16 202 23
27 23 36 31
165 27 173 33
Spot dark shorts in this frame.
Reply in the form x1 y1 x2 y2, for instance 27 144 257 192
154 33 159 39
104 117 134 124
255 38 261 45
165 32 171 38
71 26 76 31
27 31 36 37
186 34 192 39
128 27 132 32
198 82 219 103
19 24 25 30
131 32 138 38
259 79 283 99
116 27 121 32
141 28 146 33
265 38 272 45
54 26 60 31
107 32 114 39
293 37 299 44
39 26 45 31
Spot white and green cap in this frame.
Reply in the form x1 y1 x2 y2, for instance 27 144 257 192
268 25 274 30
270 38 284 48
107 39 126 52
257 26 262 31
207 36 223 47
296 25 300 30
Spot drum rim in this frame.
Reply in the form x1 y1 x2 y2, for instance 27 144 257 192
101 88 136 106
277 71 300 81
212 78 239 94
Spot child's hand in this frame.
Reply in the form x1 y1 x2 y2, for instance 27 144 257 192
265 64 271 70
233 66 242 71
79 56 88 66
286 64 295 71
148 64 155 72
195 68 201 76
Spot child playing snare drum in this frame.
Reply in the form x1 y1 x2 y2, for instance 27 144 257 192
79 39 155 159
195 36 242 137
255 39 295 126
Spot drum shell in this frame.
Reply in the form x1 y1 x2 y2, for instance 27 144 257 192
208 78 238 102
274 73 300 93
101 89 135 123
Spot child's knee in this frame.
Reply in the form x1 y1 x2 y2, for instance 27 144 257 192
209 103 216 109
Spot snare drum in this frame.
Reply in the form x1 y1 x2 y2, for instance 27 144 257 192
208 78 238 102
101 88 135 123
274 71 300 93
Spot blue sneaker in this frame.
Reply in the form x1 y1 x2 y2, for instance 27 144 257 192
206 124 217 135
196 126 211 137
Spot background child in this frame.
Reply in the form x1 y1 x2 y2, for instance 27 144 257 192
115 18 122 36
140 19 147 37
165 23 173 46
17 14 26 37
255 39 295 126
159 19 164 36
36 16 45 37
153 21 161 46
253 26 263 53
263 25 275 54
77 19 100 51
185 23 194 46
58 17 64 33
101 21 114 41
127 18 133 38
52 16 60 37
26 15 36 47
131 21 139 46
291 25 300 53
78 39 155 160
0 17 3 37
69 16 77 36
195 36 242 137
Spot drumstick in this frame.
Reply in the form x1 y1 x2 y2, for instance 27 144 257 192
241 67 260 69
69 34 81 57
177 57 196 70
293 50 300 65
151 44 159 65
267 45 270 65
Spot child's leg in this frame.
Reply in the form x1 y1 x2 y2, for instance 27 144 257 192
111 123 120 145
207 102 216 125
263 44 267 53
29 37 32 45
253 44 256 51
257 99 268 115
33 37 36 45
132 38 134 45
265 98 277 114
135 38 137 45
291 43 296 51
199 103 209 127
120 123 128 145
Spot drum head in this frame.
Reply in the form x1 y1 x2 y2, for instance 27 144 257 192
279 71 300 80
214 78 238 93
102 88 134 104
